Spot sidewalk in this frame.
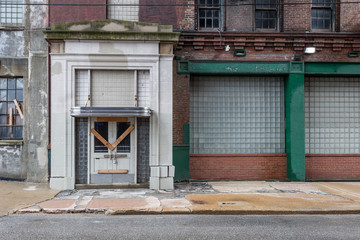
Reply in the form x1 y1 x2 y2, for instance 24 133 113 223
0 180 60 216
12 181 360 215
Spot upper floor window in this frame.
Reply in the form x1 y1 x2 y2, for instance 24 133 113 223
198 0 220 29
0 0 23 25
107 0 139 22
255 0 278 30
311 0 332 30
0 77 23 139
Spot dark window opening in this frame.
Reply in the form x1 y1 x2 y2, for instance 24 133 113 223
0 77 23 139
311 0 332 30
116 122 131 153
255 0 278 30
94 122 108 153
198 0 220 29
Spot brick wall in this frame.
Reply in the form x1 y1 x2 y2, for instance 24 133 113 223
49 0 106 24
306 154 360 179
173 60 190 145
340 0 360 32
139 0 195 30
283 0 311 32
190 154 287 180
225 0 253 32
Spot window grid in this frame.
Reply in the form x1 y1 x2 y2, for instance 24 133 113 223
75 70 90 107
0 77 23 139
137 70 150 107
311 0 332 30
198 0 220 29
107 0 139 22
255 0 278 30
0 0 23 25
305 77 360 154
190 76 285 154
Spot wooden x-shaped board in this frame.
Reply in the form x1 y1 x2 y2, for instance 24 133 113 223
90 125 135 152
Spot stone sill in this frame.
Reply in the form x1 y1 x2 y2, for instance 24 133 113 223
0 140 24 146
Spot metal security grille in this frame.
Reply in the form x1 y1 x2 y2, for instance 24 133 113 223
91 70 135 107
305 77 360 154
190 76 285 154
107 0 139 21
0 0 23 25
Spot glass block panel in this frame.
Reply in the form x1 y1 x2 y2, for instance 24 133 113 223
108 0 139 22
0 0 23 25
305 77 360 154
190 76 285 154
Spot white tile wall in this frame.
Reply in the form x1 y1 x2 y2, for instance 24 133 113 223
190 76 285 154
91 70 135 107
305 77 360 154
107 0 139 21
75 70 90 107
137 70 150 107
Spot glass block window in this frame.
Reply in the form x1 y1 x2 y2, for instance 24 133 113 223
0 77 23 139
75 70 90 107
198 0 220 29
311 0 332 30
305 77 360 154
255 0 278 30
0 0 23 25
190 76 285 154
108 0 139 22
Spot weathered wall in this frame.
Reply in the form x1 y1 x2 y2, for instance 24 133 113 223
225 0 253 32
49 0 106 24
340 0 360 32
0 144 23 179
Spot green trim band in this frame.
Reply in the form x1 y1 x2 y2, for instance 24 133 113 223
178 61 360 75
0 140 23 146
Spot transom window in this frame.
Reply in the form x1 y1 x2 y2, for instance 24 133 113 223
107 0 139 22
311 0 332 30
255 0 278 30
198 0 220 29
0 0 23 25
0 77 23 139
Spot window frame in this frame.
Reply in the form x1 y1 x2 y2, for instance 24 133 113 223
0 0 24 26
198 0 221 30
255 0 279 31
0 77 24 140
311 0 333 31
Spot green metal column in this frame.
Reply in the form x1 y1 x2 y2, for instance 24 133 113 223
285 62 305 181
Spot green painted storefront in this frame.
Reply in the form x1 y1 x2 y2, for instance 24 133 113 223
173 61 360 182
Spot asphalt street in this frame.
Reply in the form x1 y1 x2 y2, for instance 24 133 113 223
1 214 360 240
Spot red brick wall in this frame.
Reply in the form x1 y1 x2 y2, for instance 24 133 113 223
49 0 106 24
306 154 360 179
190 154 287 180
225 0 253 32
340 0 360 32
139 0 195 30
173 60 190 145
283 0 311 32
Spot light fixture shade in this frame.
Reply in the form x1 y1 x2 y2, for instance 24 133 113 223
304 47 316 54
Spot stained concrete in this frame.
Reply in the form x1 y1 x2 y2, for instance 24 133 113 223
13 181 360 215
0 181 59 216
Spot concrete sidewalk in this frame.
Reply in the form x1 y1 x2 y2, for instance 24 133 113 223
0 180 60 216
13 181 360 215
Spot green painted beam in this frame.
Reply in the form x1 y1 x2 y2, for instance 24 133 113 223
305 62 360 75
178 61 289 75
285 72 305 181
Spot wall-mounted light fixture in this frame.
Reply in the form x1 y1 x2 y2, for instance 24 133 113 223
304 47 316 54
294 46 316 61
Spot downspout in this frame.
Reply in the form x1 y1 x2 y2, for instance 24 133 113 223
47 0 51 181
